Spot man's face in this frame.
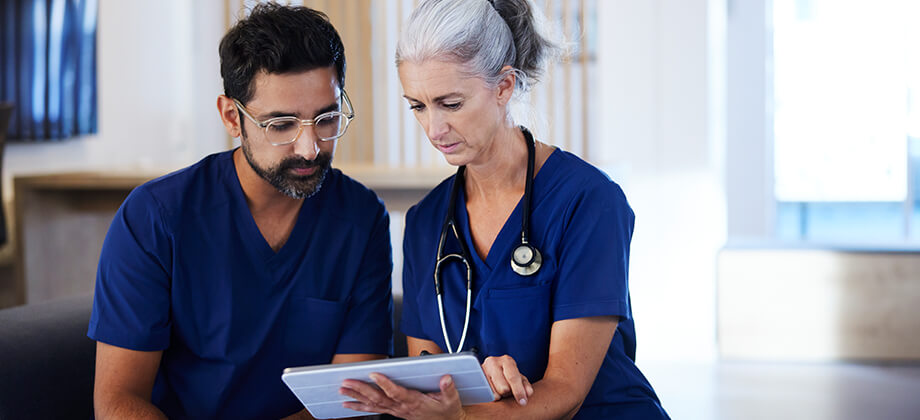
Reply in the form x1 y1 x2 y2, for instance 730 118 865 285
238 68 341 199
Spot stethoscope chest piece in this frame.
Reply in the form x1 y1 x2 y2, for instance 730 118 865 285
511 242 542 276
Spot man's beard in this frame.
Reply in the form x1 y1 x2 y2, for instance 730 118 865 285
241 139 332 199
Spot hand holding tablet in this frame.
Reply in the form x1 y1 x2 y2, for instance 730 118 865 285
282 352 494 419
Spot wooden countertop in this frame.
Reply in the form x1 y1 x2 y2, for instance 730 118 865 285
13 164 454 191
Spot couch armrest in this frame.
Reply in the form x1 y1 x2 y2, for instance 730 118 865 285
0 295 95 419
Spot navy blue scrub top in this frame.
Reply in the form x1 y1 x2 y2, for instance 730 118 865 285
400 149 669 419
88 150 393 419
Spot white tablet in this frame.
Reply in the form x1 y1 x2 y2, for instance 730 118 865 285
282 352 495 419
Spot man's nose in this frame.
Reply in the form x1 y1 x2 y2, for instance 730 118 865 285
292 125 320 160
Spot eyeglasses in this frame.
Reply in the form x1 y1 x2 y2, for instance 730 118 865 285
233 91 355 146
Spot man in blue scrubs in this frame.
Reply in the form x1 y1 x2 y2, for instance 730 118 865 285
87 4 392 419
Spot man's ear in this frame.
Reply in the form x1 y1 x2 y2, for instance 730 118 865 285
217 95 242 138
496 65 517 107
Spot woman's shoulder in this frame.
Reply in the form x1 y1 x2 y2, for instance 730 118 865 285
544 149 629 204
406 174 455 224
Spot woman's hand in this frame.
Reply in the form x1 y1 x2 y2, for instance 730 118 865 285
340 373 466 420
481 355 534 406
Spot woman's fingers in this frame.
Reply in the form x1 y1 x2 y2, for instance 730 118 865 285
342 400 389 415
340 378 396 411
482 355 531 405
504 362 530 406
370 372 416 403
342 373 467 419
482 356 511 397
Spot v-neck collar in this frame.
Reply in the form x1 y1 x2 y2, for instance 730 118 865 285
222 150 320 265
454 148 562 276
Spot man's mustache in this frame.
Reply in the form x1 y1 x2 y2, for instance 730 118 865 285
280 154 330 170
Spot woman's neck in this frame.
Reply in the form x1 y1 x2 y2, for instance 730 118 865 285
463 125 528 203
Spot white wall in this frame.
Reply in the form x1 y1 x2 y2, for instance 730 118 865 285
596 0 726 362
725 0 773 239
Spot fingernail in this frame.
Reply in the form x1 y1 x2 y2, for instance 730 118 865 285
444 376 453 385
519 398 528 406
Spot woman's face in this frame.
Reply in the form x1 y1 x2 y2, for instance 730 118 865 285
398 60 512 167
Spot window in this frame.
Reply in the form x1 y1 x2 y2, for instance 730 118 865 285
772 0 920 243
0 0 98 141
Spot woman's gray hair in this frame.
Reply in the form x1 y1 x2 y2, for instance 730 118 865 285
396 0 560 94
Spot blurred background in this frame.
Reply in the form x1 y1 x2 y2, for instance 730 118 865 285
1 0 919 419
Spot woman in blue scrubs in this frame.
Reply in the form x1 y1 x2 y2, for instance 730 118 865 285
341 0 669 418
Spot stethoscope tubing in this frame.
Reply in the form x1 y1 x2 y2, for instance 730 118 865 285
434 126 540 354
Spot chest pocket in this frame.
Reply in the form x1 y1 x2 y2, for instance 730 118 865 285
479 281 553 382
283 296 347 366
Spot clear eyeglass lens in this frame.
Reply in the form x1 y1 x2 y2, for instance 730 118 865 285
265 118 301 145
314 114 345 140
264 114 347 144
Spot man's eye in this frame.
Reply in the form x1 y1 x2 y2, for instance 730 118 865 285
268 121 296 132
409 104 425 112
443 102 461 110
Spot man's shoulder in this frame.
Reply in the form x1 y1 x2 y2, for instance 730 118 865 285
130 150 234 214
323 167 387 217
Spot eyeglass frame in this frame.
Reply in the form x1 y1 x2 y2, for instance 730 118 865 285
232 90 355 145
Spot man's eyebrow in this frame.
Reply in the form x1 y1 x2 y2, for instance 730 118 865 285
313 102 340 116
257 101 339 120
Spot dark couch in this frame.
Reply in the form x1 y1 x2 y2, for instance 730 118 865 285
0 294 407 418
0 295 96 419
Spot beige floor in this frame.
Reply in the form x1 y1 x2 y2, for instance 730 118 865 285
640 361 920 420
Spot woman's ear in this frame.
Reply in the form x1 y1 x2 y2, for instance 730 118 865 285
217 95 242 138
496 65 516 106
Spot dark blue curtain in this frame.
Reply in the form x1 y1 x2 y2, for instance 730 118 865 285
1 0 97 141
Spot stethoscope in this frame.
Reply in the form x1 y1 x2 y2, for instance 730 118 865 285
434 126 543 353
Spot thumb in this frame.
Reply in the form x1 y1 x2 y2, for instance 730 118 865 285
440 374 460 400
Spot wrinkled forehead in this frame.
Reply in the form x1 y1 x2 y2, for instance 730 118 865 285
398 59 487 100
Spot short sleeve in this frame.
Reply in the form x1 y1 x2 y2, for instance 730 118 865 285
335 203 394 355
87 187 173 351
398 205 427 341
552 183 634 322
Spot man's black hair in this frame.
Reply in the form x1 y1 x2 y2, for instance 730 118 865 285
219 2 346 104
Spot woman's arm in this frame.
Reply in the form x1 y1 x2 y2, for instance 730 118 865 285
341 316 617 420
463 315 617 420
407 336 444 357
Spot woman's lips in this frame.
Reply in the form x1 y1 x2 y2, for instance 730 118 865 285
436 142 460 153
